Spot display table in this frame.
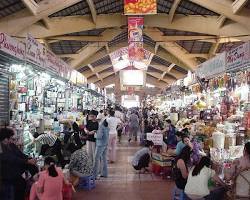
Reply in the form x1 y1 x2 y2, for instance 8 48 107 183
151 152 176 178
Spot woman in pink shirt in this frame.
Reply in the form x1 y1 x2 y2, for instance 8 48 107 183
30 156 64 200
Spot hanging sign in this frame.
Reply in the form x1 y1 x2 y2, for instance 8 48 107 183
0 32 25 60
110 47 152 72
128 17 144 61
124 0 157 15
226 41 250 72
196 52 226 78
26 33 46 67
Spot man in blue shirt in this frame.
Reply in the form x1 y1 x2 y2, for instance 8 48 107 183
175 132 190 156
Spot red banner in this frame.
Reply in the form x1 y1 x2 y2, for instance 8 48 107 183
128 17 144 61
124 0 157 15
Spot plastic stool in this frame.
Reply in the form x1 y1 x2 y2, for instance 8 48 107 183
78 175 95 190
171 186 186 200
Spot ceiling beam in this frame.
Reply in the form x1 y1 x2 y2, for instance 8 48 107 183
88 71 114 83
57 54 77 58
41 17 52 29
217 15 227 28
84 64 112 78
232 0 248 14
145 29 199 70
69 42 106 68
11 14 250 39
98 74 168 89
88 64 102 81
86 0 97 24
17 14 126 38
146 75 168 89
186 54 209 59
96 74 116 88
0 0 82 35
146 72 172 84
70 29 122 68
209 41 220 58
150 64 178 80
189 0 250 30
76 42 189 72
145 14 250 38
48 34 241 43
169 0 181 23
168 63 176 72
21 0 38 15
150 64 184 79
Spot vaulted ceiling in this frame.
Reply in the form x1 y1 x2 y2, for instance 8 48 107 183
0 0 249 93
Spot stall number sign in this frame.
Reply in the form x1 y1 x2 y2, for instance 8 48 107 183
147 133 163 145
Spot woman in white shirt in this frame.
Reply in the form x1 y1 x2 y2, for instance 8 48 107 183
185 156 226 200
106 110 122 163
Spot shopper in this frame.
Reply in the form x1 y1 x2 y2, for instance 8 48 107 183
0 127 36 200
93 119 109 179
128 110 140 142
68 145 93 179
132 140 154 172
163 119 177 148
64 122 83 149
106 110 122 163
32 132 64 166
85 110 99 163
29 156 65 200
173 146 192 190
185 156 226 200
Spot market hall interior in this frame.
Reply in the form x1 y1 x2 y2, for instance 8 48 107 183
0 0 250 200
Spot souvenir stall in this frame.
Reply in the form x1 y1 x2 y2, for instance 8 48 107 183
148 43 250 181
0 32 109 157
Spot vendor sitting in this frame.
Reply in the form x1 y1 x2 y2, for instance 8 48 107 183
68 144 93 183
185 156 226 200
132 140 154 172
175 131 187 156
175 133 206 164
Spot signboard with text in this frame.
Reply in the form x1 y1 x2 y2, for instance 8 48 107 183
147 133 163 145
26 33 46 67
196 52 226 78
0 32 25 60
226 41 250 72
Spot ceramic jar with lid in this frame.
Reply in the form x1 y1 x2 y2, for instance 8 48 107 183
212 131 225 149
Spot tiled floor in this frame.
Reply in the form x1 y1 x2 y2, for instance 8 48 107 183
73 140 175 200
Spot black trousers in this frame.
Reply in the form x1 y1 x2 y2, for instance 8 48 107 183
133 153 150 170
64 131 83 149
40 139 64 165
13 177 26 200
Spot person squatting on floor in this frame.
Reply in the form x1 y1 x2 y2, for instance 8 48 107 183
132 140 154 172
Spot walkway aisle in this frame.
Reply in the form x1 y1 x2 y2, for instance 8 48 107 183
74 141 174 200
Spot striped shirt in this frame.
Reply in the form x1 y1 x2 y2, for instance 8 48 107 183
35 133 57 146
